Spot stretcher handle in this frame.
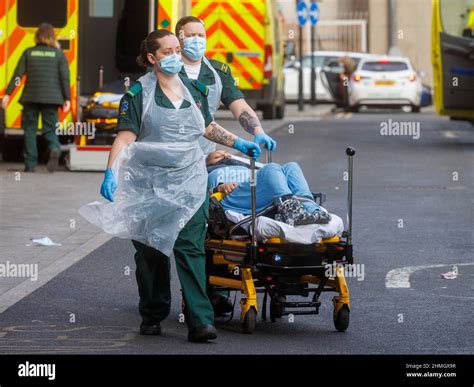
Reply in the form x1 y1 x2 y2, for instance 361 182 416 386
247 149 258 264
346 147 356 245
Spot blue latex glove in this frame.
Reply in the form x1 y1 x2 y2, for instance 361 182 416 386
100 168 117 202
254 132 277 152
233 137 261 161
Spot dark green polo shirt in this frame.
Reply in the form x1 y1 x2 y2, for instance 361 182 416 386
179 57 244 109
116 74 213 136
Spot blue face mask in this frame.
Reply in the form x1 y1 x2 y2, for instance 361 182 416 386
183 36 207 61
159 53 184 74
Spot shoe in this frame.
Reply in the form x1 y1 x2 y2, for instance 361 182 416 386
140 321 161 336
24 166 35 172
188 324 217 343
211 294 233 317
308 209 332 224
46 148 60 172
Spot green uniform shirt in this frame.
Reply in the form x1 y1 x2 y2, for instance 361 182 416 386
179 57 244 109
116 74 213 136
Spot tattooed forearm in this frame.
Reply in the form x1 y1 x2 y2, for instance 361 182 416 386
204 122 237 147
238 110 262 135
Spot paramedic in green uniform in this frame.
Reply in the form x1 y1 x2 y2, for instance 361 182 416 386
100 29 260 342
175 16 277 315
2 23 70 172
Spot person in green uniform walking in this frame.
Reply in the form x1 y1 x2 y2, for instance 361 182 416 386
175 16 278 316
80 29 260 343
2 23 70 172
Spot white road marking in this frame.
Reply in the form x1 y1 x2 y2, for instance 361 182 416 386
442 131 459 139
385 263 474 288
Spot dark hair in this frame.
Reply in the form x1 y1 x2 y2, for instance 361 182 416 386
136 29 174 68
175 16 204 40
35 23 58 48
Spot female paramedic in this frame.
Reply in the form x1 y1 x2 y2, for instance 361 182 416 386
79 29 260 343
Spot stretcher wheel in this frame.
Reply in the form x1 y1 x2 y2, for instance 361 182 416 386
242 308 256 334
334 305 350 332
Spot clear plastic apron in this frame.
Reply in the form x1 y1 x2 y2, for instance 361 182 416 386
79 72 208 256
198 56 223 156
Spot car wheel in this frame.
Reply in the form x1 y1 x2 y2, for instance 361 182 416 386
412 105 421 113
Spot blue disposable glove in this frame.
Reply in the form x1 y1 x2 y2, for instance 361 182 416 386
100 168 117 202
233 137 261 161
254 132 277 152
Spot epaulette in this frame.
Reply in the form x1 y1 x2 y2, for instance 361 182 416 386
209 58 230 74
191 79 209 96
126 83 142 97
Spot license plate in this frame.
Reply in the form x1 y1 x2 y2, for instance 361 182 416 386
375 80 395 86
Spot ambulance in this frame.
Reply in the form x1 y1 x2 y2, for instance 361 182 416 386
0 0 284 170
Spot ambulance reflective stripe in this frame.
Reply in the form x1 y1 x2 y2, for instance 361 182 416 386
157 0 172 30
3 0 78 129
192 0 265 90
157 0 187 31
58 0 78 124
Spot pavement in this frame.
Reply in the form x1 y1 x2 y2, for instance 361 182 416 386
0 106 473 354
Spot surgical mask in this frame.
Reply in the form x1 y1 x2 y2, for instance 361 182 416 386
183 36 206 61
159 53 184 74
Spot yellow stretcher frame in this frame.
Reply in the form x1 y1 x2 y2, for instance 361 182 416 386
206 191 351 333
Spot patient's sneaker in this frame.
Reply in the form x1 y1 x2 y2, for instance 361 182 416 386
308 209 332 224
274 196 331 226
274 196 311 226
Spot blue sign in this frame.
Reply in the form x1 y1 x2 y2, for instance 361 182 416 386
310 1 320 26
297 1 308 26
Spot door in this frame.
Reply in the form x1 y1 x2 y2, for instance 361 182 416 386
79 0 150 94
192 0 265 91
5 0 75 128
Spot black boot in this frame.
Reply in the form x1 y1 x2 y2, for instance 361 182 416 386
188 324 217 343
46 148 60 173
211 294 233 317
140 321 161 336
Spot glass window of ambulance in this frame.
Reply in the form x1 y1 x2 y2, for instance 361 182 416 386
17 0 67 28
440 0 474 38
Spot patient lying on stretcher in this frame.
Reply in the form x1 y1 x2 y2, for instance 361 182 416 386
206 150 331 226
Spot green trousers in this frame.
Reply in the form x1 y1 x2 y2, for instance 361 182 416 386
22 103 61 169
132 194 214 330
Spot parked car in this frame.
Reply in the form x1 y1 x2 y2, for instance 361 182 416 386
348 56 423 112
283 51 375 102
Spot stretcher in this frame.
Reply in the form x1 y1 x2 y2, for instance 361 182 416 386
205 147 356 333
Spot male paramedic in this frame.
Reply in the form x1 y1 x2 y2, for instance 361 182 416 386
175 15 277 316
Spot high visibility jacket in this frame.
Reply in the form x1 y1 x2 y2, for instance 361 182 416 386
6 43 70 105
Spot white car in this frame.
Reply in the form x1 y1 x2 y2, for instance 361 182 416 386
348 56 423 112
284 51 374 102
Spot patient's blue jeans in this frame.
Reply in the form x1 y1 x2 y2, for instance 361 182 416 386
217 162 320 215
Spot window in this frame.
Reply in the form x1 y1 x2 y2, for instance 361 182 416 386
440 0 474 38
361 61 409 72
89 0 114 18
17 0 67 28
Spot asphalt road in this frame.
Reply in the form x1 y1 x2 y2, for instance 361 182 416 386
0 110 473 354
